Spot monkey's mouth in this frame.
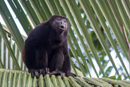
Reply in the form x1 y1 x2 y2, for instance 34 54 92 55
59 25 66 31
58 25 65 34
60 26 64 28
59 26 64 29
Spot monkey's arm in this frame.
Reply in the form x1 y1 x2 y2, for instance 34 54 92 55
62 41 80 77
23 39 50 78
49 48 65 78
23 41 36 69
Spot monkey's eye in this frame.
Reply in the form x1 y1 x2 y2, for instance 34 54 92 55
63 19 67 23
56 17 61 21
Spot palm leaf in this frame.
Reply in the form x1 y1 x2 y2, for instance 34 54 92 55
0 69 130 87
0 0 130 85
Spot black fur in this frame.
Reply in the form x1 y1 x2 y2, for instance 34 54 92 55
22 15 79 78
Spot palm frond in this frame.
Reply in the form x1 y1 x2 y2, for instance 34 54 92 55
0 0 130 80
0 69 130 87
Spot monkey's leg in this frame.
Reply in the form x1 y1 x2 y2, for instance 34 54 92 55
49 49 65 77
35 47 50 77
24 45 41 78
26 47 49 79
62 54 80 77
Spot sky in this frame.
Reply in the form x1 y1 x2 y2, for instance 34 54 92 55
0 0 27 37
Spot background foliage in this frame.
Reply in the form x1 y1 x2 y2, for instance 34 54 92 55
0 0 130 86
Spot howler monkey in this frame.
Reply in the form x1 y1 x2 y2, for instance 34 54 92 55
22 15 79 78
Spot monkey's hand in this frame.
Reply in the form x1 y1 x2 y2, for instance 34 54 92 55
66 72 80 77
50 70 65 78
28 68 50 79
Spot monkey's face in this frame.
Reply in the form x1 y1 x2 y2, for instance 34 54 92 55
52 17 68 34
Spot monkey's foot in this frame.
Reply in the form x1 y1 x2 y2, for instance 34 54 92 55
28 68 50 79
28 69 40 79
66 72 80 77
50 71 65 78
40 68 50 75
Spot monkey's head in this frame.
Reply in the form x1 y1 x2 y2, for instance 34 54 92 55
49 15 69 34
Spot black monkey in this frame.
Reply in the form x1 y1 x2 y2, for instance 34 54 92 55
22 15 79 78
